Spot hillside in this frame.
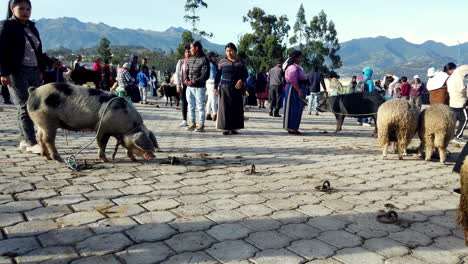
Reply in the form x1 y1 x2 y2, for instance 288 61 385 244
36 17 467 79
35 17 224 53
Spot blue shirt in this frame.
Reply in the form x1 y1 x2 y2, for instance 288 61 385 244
137 71 150 87
209 62 217 80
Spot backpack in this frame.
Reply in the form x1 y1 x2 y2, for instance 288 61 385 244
355 78 370 93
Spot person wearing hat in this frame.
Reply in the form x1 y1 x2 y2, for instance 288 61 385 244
427 65 450 105
447 64 468 144
116 62 135 99
409 74 426 109
205 51 218 121
73 55 82 70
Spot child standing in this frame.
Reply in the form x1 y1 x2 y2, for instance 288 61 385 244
137 65 151 104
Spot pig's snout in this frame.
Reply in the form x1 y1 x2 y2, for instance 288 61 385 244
143 151 156 160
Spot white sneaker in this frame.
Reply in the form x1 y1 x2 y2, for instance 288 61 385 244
179 120 188 127
26 144 42 154
18 141 28 150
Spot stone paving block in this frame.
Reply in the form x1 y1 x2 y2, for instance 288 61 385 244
126 223 176 242
4 219 57 238
288 239 337 260
43 195 86 206
246 230 294 250
279 223 321 240
432 236 468 256
70 255 121 264
0 237 41 255
234 194 267 204
89 217 137 234
388 230 433 248
71 200 115 212
15 189 57 200
307 216 348 231
162 251 218 264
206 223 252 241
0 201 41 213
84 190 123 200
59 185 96 195
76 233 133 257
298 205 333 217
24 205 71 221
15 246 79 264
116 242 175 264
304 259 343 264
120 185 154 195
238 204 275 217
384 256 429 264
271 210 309 224
0 213 23 227
165 231 217 253
0 256 12 264
133 211 176 224
240 216 282 231
169 215 215 232
206 240 258 262
317 230 363 249
410 222 452 238
205 198 243 210
412 246 461 264
250 248 305 264
172 204 214 217
264 199 299 211
0 195 13 205
141 199 180 211
112 195 151 206
334 247 384 264
363 237 409 258
104 204 146 218
94 181 128 190
206 209 247 224
38 227 94 246
56 211 104 227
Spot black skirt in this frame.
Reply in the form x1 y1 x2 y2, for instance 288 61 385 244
217 82 244 130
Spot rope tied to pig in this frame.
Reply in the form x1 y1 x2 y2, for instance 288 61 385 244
65 97 130 171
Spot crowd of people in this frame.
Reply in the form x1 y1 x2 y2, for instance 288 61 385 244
1 0 468 150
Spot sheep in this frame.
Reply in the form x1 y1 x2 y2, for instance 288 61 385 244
458 156 468 246
377 99 420 160
418 104 456 164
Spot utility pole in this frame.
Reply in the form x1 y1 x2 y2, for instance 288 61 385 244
457 40 461 66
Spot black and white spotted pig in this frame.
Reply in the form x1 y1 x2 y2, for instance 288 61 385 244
27 83 159 162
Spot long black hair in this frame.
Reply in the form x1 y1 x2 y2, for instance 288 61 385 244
284 50 302 71
443 62 457 74
7 0 31 20
191 41 205 56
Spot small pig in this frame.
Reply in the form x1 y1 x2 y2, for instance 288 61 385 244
27 83 159 162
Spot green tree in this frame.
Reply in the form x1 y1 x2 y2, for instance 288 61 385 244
303 10 342 76
97 37 112 62
184 0 213 39
176 31 194 60
238 7 290 71
289 4 307 51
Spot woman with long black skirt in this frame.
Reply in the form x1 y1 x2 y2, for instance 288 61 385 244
215 43 248 135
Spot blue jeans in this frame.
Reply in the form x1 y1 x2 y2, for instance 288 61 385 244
308 92 320 114
187 86 206 124
10 66 41 145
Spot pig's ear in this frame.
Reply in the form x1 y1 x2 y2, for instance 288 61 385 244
28 86 38 94
132 132 153 151
149 131 159 149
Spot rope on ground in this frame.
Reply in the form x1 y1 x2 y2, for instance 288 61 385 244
65 97 125 171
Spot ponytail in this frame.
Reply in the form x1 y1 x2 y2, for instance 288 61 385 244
7 0 32 20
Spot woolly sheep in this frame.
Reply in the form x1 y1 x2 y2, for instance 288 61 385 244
458 156 468 246
377 99 420 160
418 104 456 164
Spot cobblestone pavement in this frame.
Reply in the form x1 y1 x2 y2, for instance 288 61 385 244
0 96 467 264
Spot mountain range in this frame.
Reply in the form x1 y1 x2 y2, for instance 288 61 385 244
35 17 467 78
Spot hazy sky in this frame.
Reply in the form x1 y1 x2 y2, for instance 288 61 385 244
2 0 467 46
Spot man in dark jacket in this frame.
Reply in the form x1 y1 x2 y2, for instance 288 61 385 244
185 41 210 132
307 66 327 115
267 59 285 117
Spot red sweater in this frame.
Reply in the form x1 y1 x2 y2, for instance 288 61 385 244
400 83 411 97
